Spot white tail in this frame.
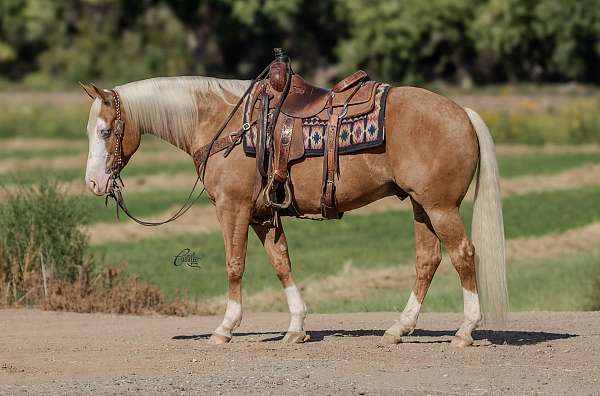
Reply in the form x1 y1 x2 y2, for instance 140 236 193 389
464 107 509 328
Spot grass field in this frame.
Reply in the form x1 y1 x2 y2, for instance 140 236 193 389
2 90 600 315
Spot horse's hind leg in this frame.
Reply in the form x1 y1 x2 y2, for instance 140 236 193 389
252 223 308 343
381 198 441 344
427 206 482 347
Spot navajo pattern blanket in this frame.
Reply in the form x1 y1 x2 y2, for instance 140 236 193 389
243 83 391 157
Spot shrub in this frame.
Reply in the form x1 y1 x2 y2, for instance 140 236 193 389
0 182 197 315
480 99 600 145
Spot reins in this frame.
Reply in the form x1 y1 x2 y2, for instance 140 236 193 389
104 62 274 226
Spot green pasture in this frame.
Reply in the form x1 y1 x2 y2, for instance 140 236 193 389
317 250 600 313
81 188 211 224
0 157 195 186
2 145 599 230
497 152 600 178
91 185 600 313
2 98 600 314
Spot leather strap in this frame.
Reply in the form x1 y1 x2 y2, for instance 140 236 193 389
192 128 246 173
273 115 294 183
321 104 342 219
256 90 269 178
332 70 368 93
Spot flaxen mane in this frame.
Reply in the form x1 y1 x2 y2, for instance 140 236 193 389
115 77 250 150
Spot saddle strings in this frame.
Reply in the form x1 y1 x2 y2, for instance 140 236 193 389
105 62 275 226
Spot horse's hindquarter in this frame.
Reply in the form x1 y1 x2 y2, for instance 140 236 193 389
384 87 479 208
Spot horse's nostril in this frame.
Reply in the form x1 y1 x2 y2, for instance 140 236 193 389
88 180 97 191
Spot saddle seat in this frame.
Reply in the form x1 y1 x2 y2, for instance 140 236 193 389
279 71 375 119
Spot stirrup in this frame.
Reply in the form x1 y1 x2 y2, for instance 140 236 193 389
263 176 293 210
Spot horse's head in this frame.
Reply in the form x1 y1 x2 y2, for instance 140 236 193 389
80 83 141 195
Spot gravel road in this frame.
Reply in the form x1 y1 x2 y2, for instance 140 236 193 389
1 309 598 395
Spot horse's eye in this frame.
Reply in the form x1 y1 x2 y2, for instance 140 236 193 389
99 128 111 139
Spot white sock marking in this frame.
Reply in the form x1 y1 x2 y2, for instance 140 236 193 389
387 291 422 337
214 300 242 338
400 291 421 327
284 286 307 332
463 288 481 325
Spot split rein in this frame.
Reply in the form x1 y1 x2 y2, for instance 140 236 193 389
104 63 274 226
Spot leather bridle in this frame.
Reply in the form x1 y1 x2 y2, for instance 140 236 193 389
102 62 275 226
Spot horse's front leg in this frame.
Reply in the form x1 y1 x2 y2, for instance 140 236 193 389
252 223 308 343
209 203 252 345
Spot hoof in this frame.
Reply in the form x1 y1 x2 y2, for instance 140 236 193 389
378 332 402 346
450 335 473 348
283 331 309 343
208 333 231 345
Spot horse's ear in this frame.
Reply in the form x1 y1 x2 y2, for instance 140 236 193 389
79 82 97 100
81 82 113 105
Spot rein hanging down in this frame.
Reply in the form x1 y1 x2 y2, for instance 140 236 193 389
104 62 274 226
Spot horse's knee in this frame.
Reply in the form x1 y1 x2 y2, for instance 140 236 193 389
226 257 245 282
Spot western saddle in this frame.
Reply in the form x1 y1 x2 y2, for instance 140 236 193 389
194 48 384 227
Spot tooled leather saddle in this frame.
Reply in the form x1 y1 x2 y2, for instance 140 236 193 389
193 48 390 227
245 49 389 225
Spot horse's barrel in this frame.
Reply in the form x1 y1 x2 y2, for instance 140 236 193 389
269 48 289 92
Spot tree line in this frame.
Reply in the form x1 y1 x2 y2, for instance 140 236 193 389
1 0 599 87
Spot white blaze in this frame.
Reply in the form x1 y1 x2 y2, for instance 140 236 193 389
84 99 110 195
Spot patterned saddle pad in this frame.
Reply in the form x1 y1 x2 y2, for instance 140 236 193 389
243 83 391 157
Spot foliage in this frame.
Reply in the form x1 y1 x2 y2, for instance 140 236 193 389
0 181 90 284
471 0 600 83
0 182 197 314
336 0 477 84
0 0 599 86
480 99 600 144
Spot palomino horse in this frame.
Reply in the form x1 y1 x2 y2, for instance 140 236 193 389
81 76 507 347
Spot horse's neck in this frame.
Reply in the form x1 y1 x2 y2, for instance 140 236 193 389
140 92 240 156
141 122 193 155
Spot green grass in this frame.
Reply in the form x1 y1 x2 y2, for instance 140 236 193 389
0 159 195 185
0 137 169 160
93 211 418 300
92 185 600 300
0 146 84 160
497 152 600 178
80 188 211 224
0 104 87 139
316 250 600 313
462 186 600 239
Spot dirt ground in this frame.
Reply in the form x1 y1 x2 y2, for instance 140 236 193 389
1 310 599 395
